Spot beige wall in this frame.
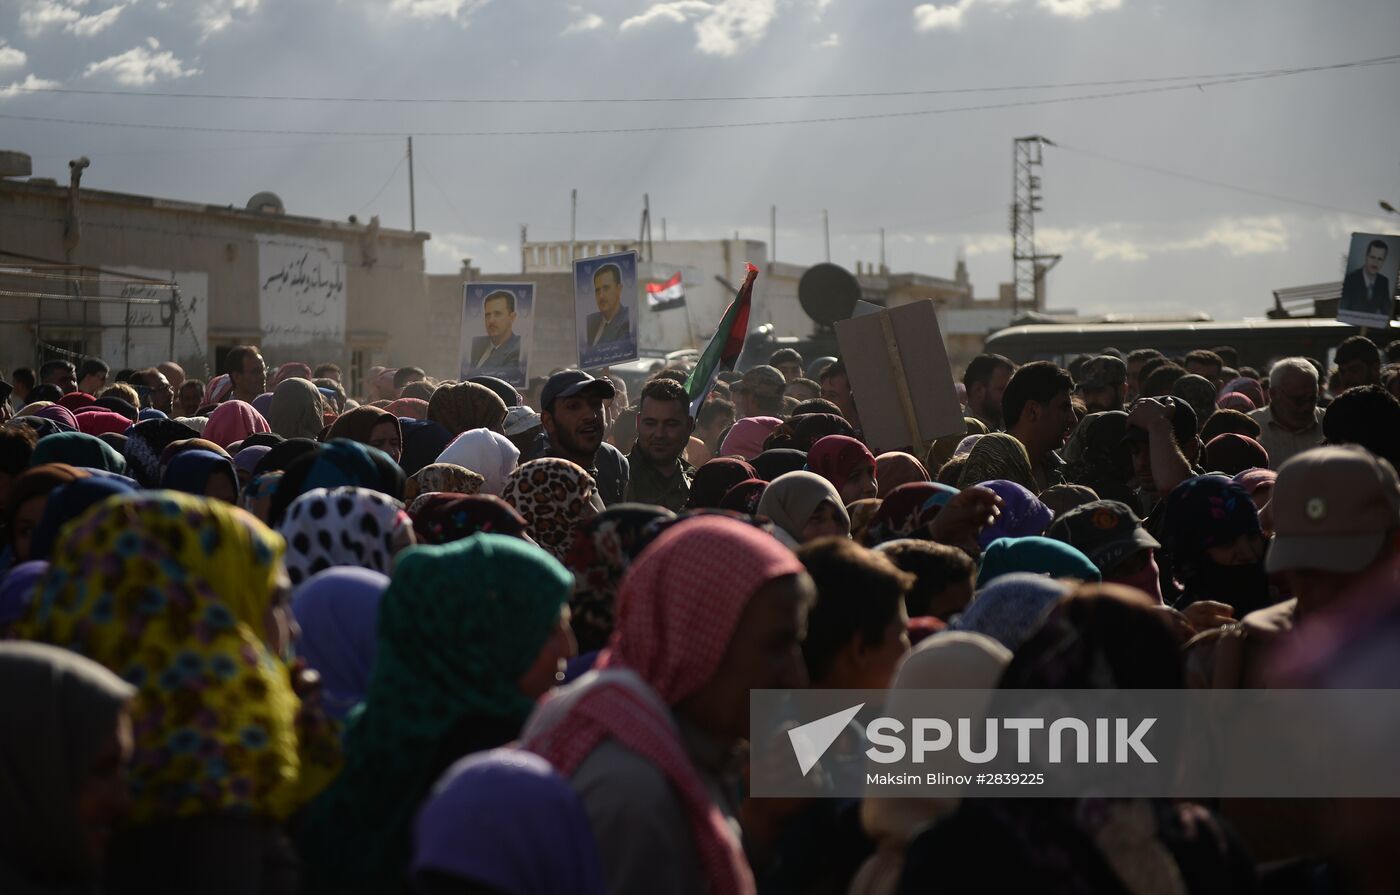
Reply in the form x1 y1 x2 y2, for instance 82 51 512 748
0 179 432 394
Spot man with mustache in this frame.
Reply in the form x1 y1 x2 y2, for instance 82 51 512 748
535 369 630 506
624 377 695 511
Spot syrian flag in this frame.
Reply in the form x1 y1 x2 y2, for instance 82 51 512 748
684 262 758 417
645 271 686 311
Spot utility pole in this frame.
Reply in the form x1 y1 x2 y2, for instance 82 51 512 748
406 136 416 233
662 218 667 241
879 227 886 274
570 189 577 263
639 194 653 261
1010 135 1060 312
822 208 830 263
519 224 527 274
770 205 777 263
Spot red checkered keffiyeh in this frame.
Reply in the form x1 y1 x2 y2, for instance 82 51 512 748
525 515 805 895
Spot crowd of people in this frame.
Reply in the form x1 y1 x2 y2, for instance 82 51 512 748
0 332 1398 895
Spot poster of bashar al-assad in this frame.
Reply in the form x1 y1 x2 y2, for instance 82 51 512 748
574 251 639 369
1338 232 1399 327
459 283 533 386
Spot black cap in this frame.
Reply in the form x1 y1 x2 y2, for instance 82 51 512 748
1047 499 1160 572
540 370 615 412
1122 396 1197 448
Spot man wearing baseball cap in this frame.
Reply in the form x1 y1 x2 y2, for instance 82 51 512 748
1076 356 1128 414
524 369 629 506
732 364 787 420
1047 500 1164 602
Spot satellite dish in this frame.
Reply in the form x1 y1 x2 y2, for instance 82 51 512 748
246 191 285 214
799 263 860 326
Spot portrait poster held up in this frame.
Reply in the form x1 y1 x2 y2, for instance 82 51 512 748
459 282 534 387
1337 231 1399 328
574 250 640 369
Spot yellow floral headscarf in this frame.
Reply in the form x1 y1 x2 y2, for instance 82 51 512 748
16 491 336 822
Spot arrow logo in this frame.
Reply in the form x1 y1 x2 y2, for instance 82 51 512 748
787 703 865 776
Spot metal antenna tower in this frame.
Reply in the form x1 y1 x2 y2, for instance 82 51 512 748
1010 135 1061 312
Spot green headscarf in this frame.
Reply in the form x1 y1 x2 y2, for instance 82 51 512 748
29 431 128 475
956 432 1036 492
297 532 572 895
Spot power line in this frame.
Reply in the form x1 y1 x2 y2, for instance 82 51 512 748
3 60 1394 139
355 150 408 215
1055 143 1380 217
6 53 1397 105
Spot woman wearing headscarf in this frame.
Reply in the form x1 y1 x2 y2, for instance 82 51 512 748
863 482 959 547
409 493 528 545
270 440 405 526
502 458 598 561
850 632 1011 895
297 533 576 895
923 417 990 476
948 572 1073 651
274 362 313 387
786 412 857 451
384 397 429 421
405 462 484 501
435 428 519 496
291 567 391 722
251 392 275 420
201 399 271 449
31 404 79 433
233 445 272 487
970 480 1053 549
955 433 1036 492
411 749 607 895
903 586 1252 894
523 515 809 895
874 452 929 498
686 457 758 508
269 377 326 440
30 431 128 475
9 416 62 440
28 477 137 561
1203 433 1269 476
278 486 416 586
719 479 768 515
0 642 137 895
846 497 883 545
253 437 320 476
74 408 132 438
975 535 1102 588
3 464 87 564
58 391 95 412
1217 392 1256 413
203 373 233 405
756 471 850 546
0 561 46 632
1219 376 1266 409
750 448 807 482
427 381 508 436
719 416 783 460
123 418 201 487
1063 410 1137 505
1159 475 1272 614
563 504 675 653
808 435 878 503
400 419 455 477
327 406 403 463
241 471 284 524
161 449 240 503
15 492 339 895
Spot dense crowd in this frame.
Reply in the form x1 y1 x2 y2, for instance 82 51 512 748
1 333 1398 895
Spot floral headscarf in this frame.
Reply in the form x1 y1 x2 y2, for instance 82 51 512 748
15 492 334 822
563 504 675 653
719 479 768 515
502 458 598 561
296 534 573 894
405 462 485 501
1063 411 1137 505
408 493 527 545
123 419 200 487
865 482 960 546
278 487 416 586
956 434 1036 492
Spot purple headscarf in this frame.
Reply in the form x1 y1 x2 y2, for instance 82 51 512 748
973 479 1054 549
251 392 275 420
0 561 48 627
34 405 79 432
291 567 390 721
412 748 606 895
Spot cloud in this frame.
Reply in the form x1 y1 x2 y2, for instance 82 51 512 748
68 3 126 37
387 0 492 25
19 0 84 36
198 0 261 37
621 0 779 57
1037 0 1121 18
83 38 201 86
957 217 1291 264
0 44 28 71
815 31 839 47
563 10 605 34
912 0 977 31
0 72 62 100
1172 216 1289 256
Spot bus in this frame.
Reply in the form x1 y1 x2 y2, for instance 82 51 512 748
982 318 1368 369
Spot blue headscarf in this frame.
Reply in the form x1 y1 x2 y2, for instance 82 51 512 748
972 479 1054 549
28 477 137 561
951 572 1073 652
292 567 391 722
30 431 128 476
400 420 454 477
976 536 1101 588
161 449 239 498
0 560 47 627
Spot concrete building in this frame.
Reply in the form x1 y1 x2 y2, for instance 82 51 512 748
0 152 438 396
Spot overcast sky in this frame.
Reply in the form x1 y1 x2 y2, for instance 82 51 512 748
4 0 1399 319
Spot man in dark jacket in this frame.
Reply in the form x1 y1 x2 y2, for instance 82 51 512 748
524 370 629 506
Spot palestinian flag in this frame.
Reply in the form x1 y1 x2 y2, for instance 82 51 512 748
685 262 758 416
645 271 686 311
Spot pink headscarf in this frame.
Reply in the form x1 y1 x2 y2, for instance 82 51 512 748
1217 392 1256 412
524 516 804 895
1220 376 1265 408
385 398 429 421
807 435 876 494
875 451 930 497
718 416 783 460
74 409 132 437
58 392 96 412
274 362 314 387
201 400 272 448
204 374 233 405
